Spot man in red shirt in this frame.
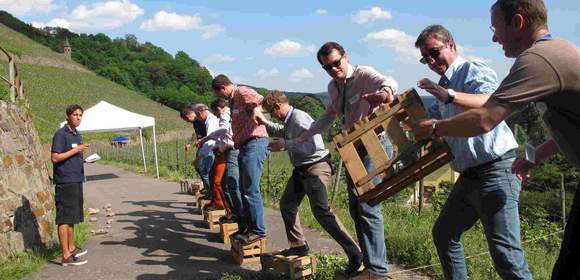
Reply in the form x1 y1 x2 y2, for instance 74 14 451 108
212 75 269 243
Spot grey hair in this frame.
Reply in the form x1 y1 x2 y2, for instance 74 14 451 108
415 25 455 49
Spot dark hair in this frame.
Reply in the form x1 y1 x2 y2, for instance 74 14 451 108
415 25 455 49
66 104 83 115
211 74 232 90
180 104 195 118
492 0 548 30
192 103 209 113
317 42 345 64
210 98 227 112
262 91 289 112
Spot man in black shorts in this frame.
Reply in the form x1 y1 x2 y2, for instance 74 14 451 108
51 104 89 266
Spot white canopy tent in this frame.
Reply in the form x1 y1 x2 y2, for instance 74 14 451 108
60 101 159 178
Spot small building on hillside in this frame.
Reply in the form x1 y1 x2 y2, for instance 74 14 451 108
62 37 71 60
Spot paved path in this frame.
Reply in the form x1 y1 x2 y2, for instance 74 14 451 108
24 163 430 280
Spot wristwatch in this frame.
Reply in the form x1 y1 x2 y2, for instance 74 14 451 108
445 89 456 104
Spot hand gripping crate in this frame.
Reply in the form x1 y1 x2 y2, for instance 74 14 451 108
204 209 226 230
261 253 317 279
230 236 267 264
220 222 238 244
332 88 453 206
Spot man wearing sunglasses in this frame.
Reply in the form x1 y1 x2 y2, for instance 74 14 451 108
415 24 532 279
412 1 580 278
298 42 398 280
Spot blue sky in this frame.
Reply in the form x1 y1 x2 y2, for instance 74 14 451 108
3 0 580 94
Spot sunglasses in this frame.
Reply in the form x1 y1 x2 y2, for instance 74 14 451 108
321 55 343 71
419 46 445 64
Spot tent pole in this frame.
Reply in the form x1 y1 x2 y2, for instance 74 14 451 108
153 125 160 179
139 128 147 173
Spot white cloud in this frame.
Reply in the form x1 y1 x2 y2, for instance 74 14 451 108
363 28 420 61
200 24 225 39
264 40 316 58
289 68 313 83
203 54 235 65
316 9 328 16
457 45 492 63
140 10 225 39
32 18 70 29
140 11 201 31
35 0 143 31
69 0 144 30
352 7 392 25
363 28 418 58
0 0 55 16
255 68 280 80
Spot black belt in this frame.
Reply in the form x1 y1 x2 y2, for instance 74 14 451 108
462 149 517 177
235 136 260 149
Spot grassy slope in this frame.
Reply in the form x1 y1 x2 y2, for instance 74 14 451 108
0 23 189 142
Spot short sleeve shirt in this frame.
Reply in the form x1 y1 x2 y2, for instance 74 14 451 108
51 125 85 183
491 38 580 167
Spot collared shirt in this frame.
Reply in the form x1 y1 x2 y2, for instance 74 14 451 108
229 85 268 147
197 111 220 157
308 64 398 135
265 107 329 167
204 107 235 152
51 125 84 183
428 56 518 172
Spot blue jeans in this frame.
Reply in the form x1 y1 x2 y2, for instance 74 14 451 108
238 138 268 236
223 149 242 219
433 157 532 279
345 137 392 276
552 180 580 280
195 150 214 200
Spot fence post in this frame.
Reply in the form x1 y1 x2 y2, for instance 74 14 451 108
330 160 343 209
561 173 566 226
175 138 179 171
8 56 16 102
267 153 271 203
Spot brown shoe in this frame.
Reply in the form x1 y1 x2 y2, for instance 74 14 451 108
348 269 393 280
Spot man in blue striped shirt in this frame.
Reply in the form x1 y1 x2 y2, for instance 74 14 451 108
415 25 532 279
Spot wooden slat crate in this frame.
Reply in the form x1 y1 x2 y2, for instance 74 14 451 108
204 209 226 230
189 180 203 195
220 222 238 244
230 237 267 264
197 196 211 215
261 253 317 279
332 88 453 206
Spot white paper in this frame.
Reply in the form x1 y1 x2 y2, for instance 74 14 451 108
85 153 101 163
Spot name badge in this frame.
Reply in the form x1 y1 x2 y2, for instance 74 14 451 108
72 143 78 148
348 94 360 104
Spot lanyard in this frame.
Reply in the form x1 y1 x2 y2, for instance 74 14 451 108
535 33 552 43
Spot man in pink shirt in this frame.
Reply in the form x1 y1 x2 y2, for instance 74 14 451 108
300 42 398 279
212 74 269 244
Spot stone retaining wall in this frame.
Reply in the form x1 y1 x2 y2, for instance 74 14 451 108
0 100 55 257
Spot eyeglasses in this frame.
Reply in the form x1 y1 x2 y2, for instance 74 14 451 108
419 46 444 64
489 25 496 33
321 55 343 71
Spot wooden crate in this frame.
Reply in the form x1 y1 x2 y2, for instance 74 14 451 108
332 88 453 206
220 222 238 244
197 196 211 215
180 180 189 193
204 209 226 230
261 253 317 279
230 237 267 264
189 180 203 194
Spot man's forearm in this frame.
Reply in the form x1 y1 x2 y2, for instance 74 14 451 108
453 92 491 109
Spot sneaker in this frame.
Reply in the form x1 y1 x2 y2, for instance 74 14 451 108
279 244 310 257
71 247 88 258
61 256 88 266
